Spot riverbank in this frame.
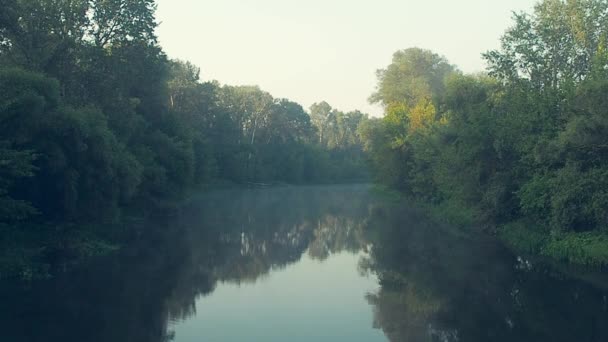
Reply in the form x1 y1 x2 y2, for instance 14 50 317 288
498 222 608 269
370 185 608 288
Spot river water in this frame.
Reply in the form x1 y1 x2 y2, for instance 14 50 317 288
2 185 608 342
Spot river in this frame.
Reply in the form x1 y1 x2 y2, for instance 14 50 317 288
2 185 608 341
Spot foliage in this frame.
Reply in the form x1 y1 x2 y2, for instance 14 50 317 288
0 0 371 278
542 232 608 268
369 47 457 107
499 221 549 255
361 0 608 267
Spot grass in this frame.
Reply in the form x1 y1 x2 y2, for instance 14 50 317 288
375 186 608 270
542 232 608 268
498 221 549 255
499 221 608 269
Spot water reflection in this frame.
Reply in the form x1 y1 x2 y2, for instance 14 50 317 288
2 185 608 342
0 185 378 342
362 202 608 342
166 185 376 324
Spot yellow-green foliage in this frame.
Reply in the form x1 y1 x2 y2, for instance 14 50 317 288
362 0 608 268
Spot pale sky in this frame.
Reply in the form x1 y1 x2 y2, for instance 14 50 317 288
156 0 537 116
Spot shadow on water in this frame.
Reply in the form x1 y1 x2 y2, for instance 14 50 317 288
1 185 608 342
0 185 374 342
362 201 608 342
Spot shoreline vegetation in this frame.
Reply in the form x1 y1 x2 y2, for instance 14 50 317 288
0 0 369 279
374 183 608 269
360 0 608 271
371 185 608 289
2 0 608 281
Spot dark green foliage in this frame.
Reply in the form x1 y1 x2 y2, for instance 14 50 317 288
0 145 37 221
0 0 371 278
361 0 608 267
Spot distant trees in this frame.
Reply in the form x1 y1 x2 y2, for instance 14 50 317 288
308 101 370 180
0 0 371 277
361 0 608 266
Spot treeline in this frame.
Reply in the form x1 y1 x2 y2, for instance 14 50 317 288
361 0 608 266
0 0 369 227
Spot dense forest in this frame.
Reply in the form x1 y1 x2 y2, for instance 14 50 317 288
2 0 608 277
360 0 608 267
0 0 369 276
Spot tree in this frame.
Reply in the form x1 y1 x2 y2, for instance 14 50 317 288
89 0 158 48
484 0 608 89
0 0 89 71
310 101 333 145
370 48 457 108
361 2 608 266
0 0 374 278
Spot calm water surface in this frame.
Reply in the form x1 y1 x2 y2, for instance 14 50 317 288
3 185 608 342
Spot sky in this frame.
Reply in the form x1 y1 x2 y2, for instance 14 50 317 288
156 0 537 116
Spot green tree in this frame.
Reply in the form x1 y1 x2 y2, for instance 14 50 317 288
369 47 457 108
484 0 608 89
310 101 333 145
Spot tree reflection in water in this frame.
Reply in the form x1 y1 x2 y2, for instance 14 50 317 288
362 202 608 342
0 185 375 342
165 185 375 323
2 185 608 342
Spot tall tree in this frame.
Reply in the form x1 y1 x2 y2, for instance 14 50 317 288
310 101 333 145
484 0 608 89
369 48 457 108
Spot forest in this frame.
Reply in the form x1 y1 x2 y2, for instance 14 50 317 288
360 0 608 267
0 0 369 276
1 0 608 277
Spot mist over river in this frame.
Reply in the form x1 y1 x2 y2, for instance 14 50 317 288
2 185 608 342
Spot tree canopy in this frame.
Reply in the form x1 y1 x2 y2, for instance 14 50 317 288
360 0 608 267
0 0 371 278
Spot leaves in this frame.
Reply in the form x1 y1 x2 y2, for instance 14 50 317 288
363 1 608 265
